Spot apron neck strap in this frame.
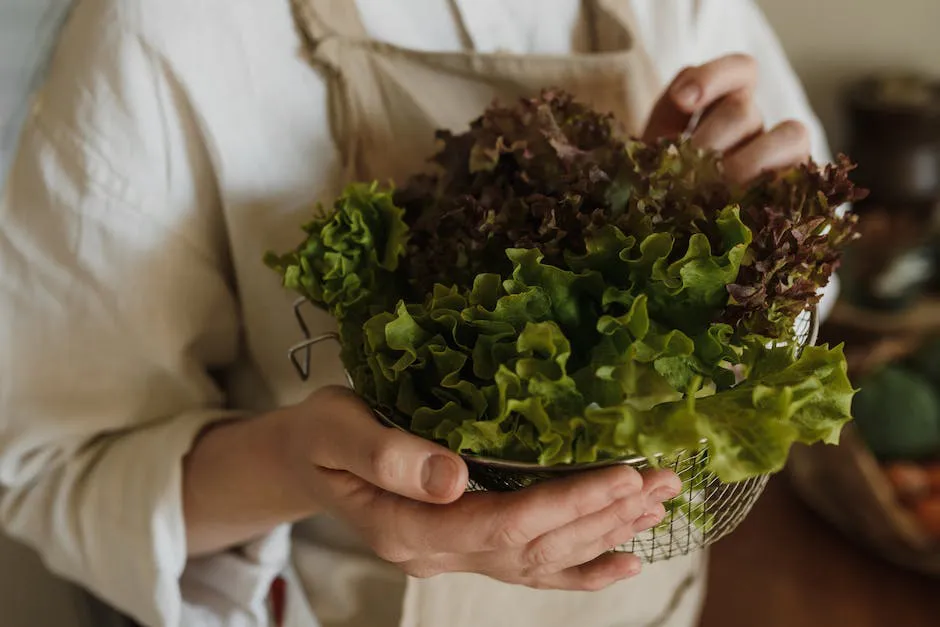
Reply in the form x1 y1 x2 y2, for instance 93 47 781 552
445 0 477 53
443 0 643 55
590 0 639 53
292 0 650 59
290 0 369 45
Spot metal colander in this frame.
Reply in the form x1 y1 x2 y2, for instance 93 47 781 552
287 298 819 563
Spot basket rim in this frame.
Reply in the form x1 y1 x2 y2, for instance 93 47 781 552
369 402 669 469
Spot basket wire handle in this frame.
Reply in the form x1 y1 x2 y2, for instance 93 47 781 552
288 298 339 381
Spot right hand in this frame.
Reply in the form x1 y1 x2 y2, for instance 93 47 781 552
286 386 682 591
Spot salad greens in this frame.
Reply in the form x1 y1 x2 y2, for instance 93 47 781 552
266 90 866 483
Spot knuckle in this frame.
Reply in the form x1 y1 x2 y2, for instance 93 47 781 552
779 119 810 145
523 538 565 571
562 470 635 520
370 534 414 564
401 560 443 579
566 491 598 520
730 52 759 75
747 103 765 130
616 467 644 494
725 90 751 108
671 65 701 92
528 578 554 591
675 65 697 82
722 93 760 127
369 440 404 486
724 95 752 121
580 574 615 592
612 499 640 527
565 478 613 518
604 527 636 550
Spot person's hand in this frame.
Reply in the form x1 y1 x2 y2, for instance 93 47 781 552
643 53 811 185
287 386 682 591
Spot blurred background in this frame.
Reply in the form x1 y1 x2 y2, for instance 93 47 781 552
756 0 940 152
1 1 939 626
703 2 940 627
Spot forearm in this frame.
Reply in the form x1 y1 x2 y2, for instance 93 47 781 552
182 407 320 556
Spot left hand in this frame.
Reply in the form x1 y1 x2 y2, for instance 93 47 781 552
643 53 812 185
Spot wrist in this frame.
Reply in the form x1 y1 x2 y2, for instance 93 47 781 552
265 404 325 518
182 406 323 556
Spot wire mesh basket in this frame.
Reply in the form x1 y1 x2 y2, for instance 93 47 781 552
287 298 819 563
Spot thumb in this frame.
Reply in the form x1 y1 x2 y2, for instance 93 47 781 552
309 386 469 504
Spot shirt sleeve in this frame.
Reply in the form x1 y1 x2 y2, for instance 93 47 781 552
0 5 284 626
0 0 74 184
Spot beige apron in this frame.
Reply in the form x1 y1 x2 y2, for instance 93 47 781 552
287 1 708 626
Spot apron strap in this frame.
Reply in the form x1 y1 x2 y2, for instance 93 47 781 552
445 0 477 53
593 0 662 129
290 0 369 44
289 0 371 179
288 0 662 183
589 0 635 52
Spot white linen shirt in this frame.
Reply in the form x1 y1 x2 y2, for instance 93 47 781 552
0 1 836 626
0 0 74 184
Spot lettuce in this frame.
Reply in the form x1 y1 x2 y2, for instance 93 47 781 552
352 250 853 481
264 182 409 321
267 90 864 482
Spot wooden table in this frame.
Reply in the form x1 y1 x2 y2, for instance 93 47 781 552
699 475 939 627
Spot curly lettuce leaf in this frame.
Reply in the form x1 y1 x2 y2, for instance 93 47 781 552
264 182 409 320
724 156 866 338
358 265 855 479
503 248 606 351
632 344 855 482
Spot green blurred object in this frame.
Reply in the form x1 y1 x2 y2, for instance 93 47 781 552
909 335 940 388
852 365 940 460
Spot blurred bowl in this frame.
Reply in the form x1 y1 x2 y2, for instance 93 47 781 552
844 73 940 205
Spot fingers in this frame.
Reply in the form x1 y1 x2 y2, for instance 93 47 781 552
517 494 660 577
723 120 811 185
689 90 763 153
387 467 676 569
644 53 758 141
642 53 812 186
632 501 668 535
530 551 643 591
344 464 643 563
515 473 674 577
399 503 662 589
306 386 685 591
671 54 759 112
476 465 647 552
402 550 644 592
308 386 468 504
365 465 677 560
639 468 683 502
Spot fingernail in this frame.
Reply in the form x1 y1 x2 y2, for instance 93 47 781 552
651 485 680 502
672 81 701 108
422 455 458 498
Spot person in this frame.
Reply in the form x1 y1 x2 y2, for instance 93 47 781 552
0 1 839 626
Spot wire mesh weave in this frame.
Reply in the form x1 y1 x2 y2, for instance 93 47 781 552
288 299 819 563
